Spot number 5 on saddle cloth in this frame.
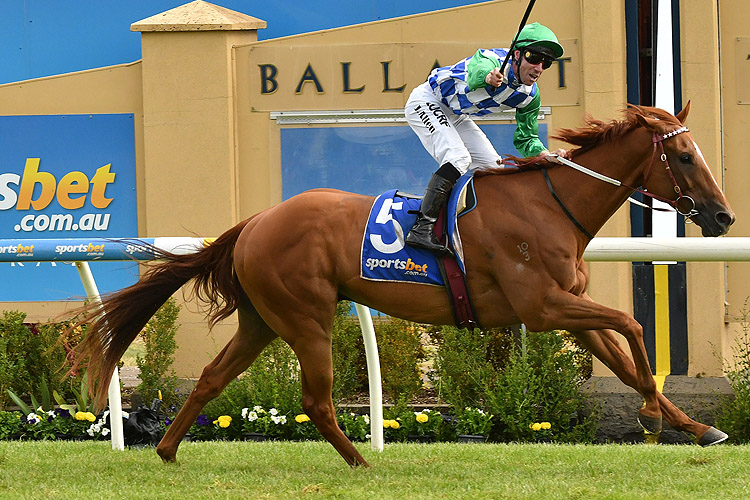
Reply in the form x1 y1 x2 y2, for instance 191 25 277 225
360 172 479 329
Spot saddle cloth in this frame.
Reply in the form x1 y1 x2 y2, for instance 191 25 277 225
360 172 477 285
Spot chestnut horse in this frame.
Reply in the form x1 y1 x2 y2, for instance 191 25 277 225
72 103 734 466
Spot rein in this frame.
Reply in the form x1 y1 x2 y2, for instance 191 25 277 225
503 125 695 239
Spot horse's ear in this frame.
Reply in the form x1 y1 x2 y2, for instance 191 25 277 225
635 112 660 132
675 100 691 124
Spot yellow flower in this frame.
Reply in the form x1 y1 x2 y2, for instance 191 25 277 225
416 413 429 424
531 422 542 431
295 414 311 423
383 419 400 429
540 422 551 430
75 411 97 422
214 415 232 428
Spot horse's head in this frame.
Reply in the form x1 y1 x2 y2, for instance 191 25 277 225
634 102 735 236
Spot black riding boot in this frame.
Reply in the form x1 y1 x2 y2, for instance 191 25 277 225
405 163 460 254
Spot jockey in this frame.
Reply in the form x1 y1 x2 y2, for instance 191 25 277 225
404 22 567 254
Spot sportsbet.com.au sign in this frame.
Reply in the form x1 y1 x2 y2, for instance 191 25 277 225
0 158 115 233
0 114 137 301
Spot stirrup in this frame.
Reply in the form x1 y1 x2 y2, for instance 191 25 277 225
405 230 453 256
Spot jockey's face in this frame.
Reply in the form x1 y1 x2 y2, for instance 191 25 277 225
513 49 550 86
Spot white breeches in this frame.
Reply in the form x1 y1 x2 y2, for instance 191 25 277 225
405 82 502 174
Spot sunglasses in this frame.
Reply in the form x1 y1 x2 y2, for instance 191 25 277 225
523 50 555 69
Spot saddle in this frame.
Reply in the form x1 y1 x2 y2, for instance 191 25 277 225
360 172 480 329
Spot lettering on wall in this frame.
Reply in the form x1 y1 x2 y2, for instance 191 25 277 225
260 60 410 95
245 41 580 108
258 58 572 95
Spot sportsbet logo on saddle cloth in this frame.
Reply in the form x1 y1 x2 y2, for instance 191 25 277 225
360 173 476 285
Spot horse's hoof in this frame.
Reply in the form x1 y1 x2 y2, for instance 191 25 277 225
637 409 663 434
697 427 728 447
157 447 177 463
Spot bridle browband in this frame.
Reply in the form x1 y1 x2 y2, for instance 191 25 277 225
503 125 696 240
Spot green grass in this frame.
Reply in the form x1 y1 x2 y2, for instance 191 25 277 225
0 441 748 499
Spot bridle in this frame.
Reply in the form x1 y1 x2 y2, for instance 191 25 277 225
503 124 698 240
551 125 696 217
637 126 698 219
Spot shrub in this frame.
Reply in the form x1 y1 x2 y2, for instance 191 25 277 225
331 301 368 403
337 411 369 441
454 407 493 436
716 299 750 443
430 326 514 410
485 330 597 443
0 311 86 409
375 318 424 403
136 297 180 409
0 311 45 408
243 338 302 414
0 410 22 439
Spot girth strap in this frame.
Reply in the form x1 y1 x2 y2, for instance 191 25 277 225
542 168 594 240
434 208 479 330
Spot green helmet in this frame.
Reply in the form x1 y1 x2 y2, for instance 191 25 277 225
514 22 564 59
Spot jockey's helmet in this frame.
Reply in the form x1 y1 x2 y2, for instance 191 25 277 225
514 22 564 60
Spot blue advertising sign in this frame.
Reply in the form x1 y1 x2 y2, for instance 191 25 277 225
0 114 137 301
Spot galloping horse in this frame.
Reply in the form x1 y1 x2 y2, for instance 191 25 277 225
71 103 734 466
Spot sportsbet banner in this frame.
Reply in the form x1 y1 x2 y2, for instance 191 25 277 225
0 114 137 301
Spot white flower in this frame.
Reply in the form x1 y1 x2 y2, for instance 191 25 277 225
247 411 258 422
241 408 248 419
271 415 287 425
46 410 56 419
102 428 110 436
363 415 370 425
269 408 279 416
253 405 264 412
26 413 41 425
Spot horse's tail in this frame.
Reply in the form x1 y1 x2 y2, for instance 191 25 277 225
70 217 252 409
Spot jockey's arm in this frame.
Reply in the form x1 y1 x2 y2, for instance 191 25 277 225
466 49 502 91
513 94 548 157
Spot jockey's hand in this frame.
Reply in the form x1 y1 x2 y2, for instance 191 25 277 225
540 148 569 162
484 68 504 88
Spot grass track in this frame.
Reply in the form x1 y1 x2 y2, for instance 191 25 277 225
0 440 747 499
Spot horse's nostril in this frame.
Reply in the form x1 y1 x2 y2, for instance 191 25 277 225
716 211 734 227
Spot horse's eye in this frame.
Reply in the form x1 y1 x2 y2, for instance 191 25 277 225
679 153 692 164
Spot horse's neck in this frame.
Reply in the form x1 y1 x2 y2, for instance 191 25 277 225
547 128 653 238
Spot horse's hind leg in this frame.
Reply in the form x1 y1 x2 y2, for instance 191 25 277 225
292 335 369 467
573 327 726 444
156 305 276 463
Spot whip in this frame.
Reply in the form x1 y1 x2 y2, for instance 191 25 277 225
499 0 537 73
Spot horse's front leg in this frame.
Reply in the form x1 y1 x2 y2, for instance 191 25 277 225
572 327 719 439
519 289 662 431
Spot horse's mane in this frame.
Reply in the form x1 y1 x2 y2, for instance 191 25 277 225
475 104 681 177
